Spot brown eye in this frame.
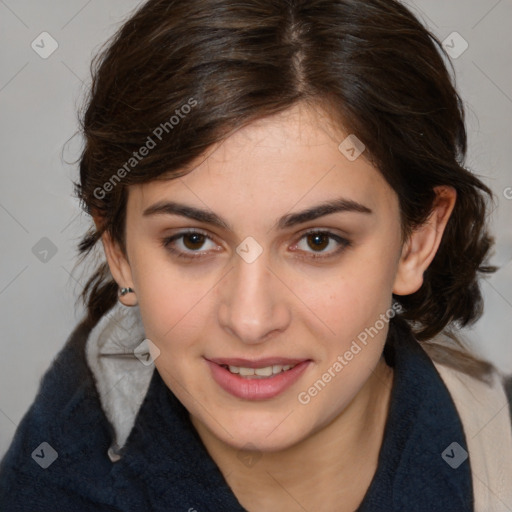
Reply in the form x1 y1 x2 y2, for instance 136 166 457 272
293 230 351 260
162 229 220 259
306 233 330 252
182 233 206 251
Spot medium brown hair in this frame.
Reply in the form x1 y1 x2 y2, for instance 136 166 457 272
74 0 497 379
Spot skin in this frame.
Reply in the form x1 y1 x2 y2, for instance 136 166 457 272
99 102 456 511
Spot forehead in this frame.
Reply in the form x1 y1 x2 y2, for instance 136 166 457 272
128 103 398 223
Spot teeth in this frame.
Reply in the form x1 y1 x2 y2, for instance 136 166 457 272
255 366 273 377
224 363 296 378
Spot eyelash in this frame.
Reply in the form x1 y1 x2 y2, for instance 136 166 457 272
161 229 352 261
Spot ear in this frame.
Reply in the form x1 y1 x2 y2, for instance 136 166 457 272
393 186 456 296
95 217 137 306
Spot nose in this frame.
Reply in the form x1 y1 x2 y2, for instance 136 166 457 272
217 253 291 345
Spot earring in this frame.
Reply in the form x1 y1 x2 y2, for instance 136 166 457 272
118 287 137 306
118 287 134 297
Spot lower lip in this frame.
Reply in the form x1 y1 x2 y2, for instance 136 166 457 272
206 360 311 400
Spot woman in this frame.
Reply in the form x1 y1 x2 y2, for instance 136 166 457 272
1 0 511 510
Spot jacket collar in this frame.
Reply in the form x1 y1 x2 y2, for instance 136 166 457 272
358 316 473 510
85 302 154 455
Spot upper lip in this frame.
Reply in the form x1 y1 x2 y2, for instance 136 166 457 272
206 357 309 368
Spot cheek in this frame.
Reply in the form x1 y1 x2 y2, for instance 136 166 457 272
291 246 398 345
294 261 395 420
130 247 212 352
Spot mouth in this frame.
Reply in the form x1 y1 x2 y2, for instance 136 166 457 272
205 357 311 400
218 363 298 379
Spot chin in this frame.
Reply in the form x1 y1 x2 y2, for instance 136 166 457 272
202 410 315 453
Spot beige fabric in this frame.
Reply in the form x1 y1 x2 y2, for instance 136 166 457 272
434 362 512 512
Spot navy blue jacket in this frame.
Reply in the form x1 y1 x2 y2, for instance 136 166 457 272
0 317 479 511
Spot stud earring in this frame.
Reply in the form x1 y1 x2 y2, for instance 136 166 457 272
118 287 137 306
118 287 134 297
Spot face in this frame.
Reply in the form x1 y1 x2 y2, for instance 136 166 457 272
110 102 407 451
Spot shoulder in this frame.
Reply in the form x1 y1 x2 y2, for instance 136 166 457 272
0 319 118 511
5 317 96 433
432 361 512 512
432 360 512 436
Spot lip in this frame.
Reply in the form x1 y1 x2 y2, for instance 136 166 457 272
205 357 311 400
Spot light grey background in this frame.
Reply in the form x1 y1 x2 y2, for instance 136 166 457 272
0 0 511 458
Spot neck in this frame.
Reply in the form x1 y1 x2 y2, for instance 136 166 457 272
191 356 394 512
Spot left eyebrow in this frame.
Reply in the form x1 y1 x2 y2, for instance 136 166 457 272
142 197 373 231
276 198 373 230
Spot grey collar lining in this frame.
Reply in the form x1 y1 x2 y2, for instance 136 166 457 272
85 302 154 457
